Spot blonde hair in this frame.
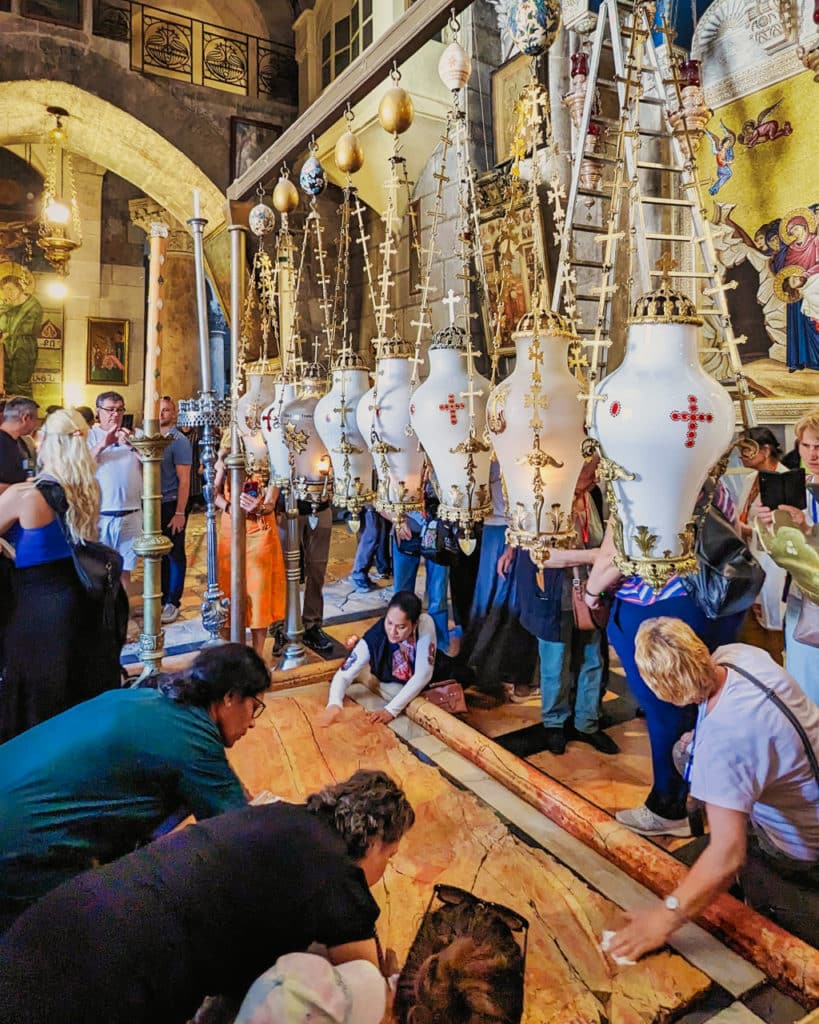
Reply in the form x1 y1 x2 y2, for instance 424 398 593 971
795 408 819 441
37 408 101 544
634 618 718 705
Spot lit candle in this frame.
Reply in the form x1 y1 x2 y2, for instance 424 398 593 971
143 221 169 430
192 188 201 220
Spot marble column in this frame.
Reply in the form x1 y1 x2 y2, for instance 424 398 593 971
129 198 200 416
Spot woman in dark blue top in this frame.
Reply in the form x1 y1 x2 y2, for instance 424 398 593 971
0 408 123 741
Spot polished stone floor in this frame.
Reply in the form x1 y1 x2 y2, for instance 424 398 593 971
123 514 816 1022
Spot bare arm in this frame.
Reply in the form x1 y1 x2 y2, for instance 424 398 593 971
609 805 748 960
585 521 625 599
543 546 599 569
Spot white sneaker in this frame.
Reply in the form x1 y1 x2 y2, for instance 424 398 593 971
615 804 691 837
161 603 180 624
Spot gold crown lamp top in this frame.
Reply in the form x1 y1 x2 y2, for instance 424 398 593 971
628 254 703 326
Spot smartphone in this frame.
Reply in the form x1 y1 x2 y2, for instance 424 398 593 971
243 480 259 499
121 413 134 430
759 468 807 511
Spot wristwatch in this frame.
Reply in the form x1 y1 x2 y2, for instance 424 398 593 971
664 895 682 914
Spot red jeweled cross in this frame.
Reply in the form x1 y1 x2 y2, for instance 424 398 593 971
670 394 714 449
439 393 465 425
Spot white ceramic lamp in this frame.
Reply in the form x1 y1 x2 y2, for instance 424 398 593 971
487 309 585 566
591 277 735 588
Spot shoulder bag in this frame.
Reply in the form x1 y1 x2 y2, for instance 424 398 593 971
36 479 123 603
681 504 765 619
571 568 611 631
424 679 467 714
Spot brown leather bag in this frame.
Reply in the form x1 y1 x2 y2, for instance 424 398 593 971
424 680 467 714
570 569 610 631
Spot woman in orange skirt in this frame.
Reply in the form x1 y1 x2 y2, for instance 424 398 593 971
215 443 285 660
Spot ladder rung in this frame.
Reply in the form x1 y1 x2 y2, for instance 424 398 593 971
569 258 607 270
570 222 607 233
575 293 605 302
641 196 695 207
637 161 681 172
645 232 694 242
649 270 713 279
577 187 612 200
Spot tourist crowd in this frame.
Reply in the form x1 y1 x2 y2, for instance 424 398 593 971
0 393 816 1021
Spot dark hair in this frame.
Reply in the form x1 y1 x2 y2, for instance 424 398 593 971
395 902 524 1024
137 643 268 706
95 391 125 409
45 404 63 416
75 405 95 427
3 397 39 420
742 426 782 458
388 590 422 624
305 769 415 860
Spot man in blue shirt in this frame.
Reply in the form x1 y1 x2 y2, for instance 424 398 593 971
159 395 192 623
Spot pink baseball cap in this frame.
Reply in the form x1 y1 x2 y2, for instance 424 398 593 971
235 952 386 1024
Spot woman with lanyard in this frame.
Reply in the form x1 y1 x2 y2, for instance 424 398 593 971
585 482 744 838
756 408 819 703
608 617 819 957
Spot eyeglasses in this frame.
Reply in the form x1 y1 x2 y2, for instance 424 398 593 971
98 405 125 414
250 695 266 720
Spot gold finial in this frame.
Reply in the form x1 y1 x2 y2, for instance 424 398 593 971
656 251 677 281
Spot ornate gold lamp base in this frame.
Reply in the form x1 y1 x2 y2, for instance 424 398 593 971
505 526 578 570
277 479 308 672
131 431 173 679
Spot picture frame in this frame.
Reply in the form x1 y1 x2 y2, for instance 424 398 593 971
230 116 282 182
491 52 533 167
86 318 129 386
20 0 82 28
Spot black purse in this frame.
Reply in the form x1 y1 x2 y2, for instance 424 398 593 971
36 480 123 604
419 517 462 567
681 504 765 619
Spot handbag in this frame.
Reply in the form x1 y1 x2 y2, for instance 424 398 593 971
794 597 819 647
36 480 123 604
419 517 462 567
681 504 765 619
424 679 467 714
570 568 610 631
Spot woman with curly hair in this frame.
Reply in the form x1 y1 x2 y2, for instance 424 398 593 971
0 407 124 741
394 894 525 1024
0 770 415 1024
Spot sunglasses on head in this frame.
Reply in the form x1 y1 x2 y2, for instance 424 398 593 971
429 883 529 961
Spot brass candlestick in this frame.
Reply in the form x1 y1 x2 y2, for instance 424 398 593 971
132 430 173 678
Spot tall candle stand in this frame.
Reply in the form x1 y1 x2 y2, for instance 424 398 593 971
133 220 172 679
181 211 232 644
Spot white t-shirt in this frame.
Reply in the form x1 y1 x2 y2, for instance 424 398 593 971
88 425 143 512
690 643 819 861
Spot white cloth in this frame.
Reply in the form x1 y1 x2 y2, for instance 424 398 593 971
690 644 819 862
326 613 437 718
88 425 143 512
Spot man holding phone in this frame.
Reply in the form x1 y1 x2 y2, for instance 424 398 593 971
88 391 143 585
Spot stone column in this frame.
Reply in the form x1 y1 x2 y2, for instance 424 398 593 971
129 198 200 416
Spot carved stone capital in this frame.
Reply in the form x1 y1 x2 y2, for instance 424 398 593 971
128 198 193 254
746 0 793 54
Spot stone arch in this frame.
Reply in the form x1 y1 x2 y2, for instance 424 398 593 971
0 80 224 233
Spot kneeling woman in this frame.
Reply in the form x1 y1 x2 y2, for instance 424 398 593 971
320 591 474 726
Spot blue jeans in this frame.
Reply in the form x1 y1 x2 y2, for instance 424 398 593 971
608 593 742 819
392 537 450 650
160 500 187 607
351 506 391 583
539 612 604 733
